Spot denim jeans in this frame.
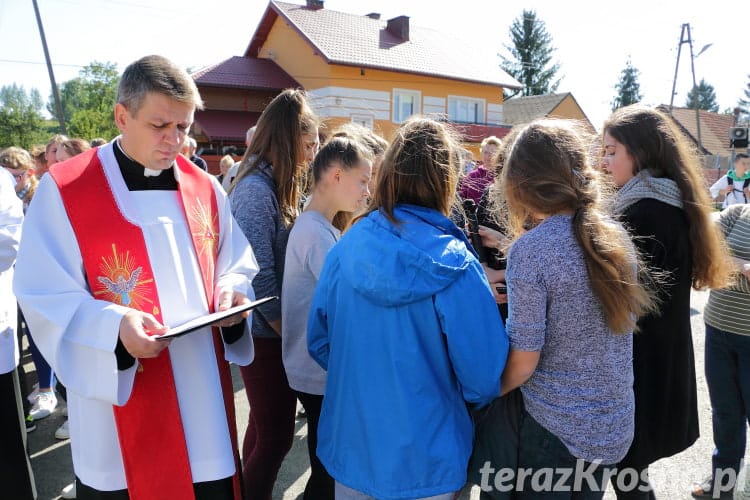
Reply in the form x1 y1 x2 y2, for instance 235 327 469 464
333 482 454 500
704 323 750 492
516 410 606 500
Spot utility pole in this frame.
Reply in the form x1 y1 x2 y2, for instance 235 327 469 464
669 23 702 152
32 0 66 134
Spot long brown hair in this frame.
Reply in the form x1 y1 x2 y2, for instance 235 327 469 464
230 88 319 226
501 119 655 333
603 105 732 290
369 116 461 222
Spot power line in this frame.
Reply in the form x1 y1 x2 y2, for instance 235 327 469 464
44 0 182 14
0 58 86 69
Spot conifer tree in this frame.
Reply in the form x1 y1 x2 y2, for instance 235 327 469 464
611 59 643 111
738 74 750 122
501 10 561 98
686 78 719 112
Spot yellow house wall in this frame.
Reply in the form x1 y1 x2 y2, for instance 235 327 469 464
260 18 333 88
549 96 594 131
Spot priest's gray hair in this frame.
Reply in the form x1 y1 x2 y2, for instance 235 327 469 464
117 55 204 114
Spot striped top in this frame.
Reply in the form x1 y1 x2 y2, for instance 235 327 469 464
704 204 750 336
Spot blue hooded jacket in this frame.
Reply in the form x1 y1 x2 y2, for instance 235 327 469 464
307 204 508 499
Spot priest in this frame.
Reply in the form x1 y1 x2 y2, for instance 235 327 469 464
13 54 258 500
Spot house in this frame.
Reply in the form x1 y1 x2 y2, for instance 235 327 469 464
500 92 595 131
191 0 524 167
657 105 741 186
191 56 301 162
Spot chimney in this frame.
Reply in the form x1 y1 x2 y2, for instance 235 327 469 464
366 12 380 20
306 0 323 10
386 15 409 41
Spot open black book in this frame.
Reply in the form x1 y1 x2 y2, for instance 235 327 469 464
155 296 278 341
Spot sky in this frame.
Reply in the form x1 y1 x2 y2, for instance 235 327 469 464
0 0 747 131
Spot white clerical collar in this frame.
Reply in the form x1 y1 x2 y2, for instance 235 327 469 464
116 139 171 177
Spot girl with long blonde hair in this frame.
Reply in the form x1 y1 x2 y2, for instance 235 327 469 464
495 118 654 498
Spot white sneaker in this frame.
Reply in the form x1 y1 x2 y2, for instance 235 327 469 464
60 481 76 499
29 391 57 420
26 382 39 404
55 419 70 440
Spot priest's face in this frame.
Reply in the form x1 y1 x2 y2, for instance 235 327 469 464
115 92 195 171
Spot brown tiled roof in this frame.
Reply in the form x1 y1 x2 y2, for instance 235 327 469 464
657 105 736 157
246 1 521 89
192 56 299 90
193 110 261 142
501 93 569 125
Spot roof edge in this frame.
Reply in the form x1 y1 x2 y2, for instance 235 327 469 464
331 60 522 90
552 92 596 131
246 1 333 64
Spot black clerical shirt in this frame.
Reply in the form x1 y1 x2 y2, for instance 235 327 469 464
113 140 178 191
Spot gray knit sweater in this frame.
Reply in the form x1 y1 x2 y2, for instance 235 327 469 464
229 160 289 338
505 214 635 464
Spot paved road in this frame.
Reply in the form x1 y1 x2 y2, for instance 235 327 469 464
23 289 750 499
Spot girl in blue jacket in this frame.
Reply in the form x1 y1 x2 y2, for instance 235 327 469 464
307 116 509 500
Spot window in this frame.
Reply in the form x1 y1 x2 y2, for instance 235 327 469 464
448 96 485 124
351 115 374 129
393 89 421 123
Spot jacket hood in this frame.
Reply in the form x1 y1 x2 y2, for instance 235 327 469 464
337 205 476 307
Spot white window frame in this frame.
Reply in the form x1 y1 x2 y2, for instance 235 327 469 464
351 115 374 130
392 89 421 123
448 95 486 124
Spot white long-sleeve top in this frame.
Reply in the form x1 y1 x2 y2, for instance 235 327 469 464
13 143 258 491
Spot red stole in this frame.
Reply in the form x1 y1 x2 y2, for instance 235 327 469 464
50 149 241 500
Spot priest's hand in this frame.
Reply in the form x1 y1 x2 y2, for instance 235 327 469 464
119 310 170 359
214 290 250 328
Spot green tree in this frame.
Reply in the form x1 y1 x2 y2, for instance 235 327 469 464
0 84 47 149
611 59 643 111
500 10 561 97
686 78 719 112
49 61 120 140
738 74 750 123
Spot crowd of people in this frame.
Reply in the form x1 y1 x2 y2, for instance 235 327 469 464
0 53 747 500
